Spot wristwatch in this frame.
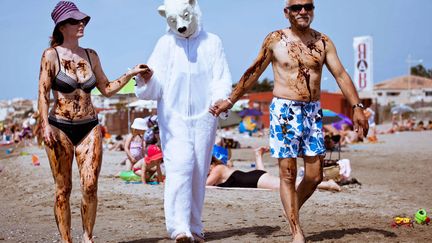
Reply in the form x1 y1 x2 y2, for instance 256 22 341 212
352 103 365 110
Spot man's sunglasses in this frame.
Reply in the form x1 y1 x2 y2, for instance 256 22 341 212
286 3 315 12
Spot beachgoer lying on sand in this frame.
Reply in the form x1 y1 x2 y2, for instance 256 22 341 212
109 135 125 151
207 146 279 189
207 146 341 191
133 144 164 184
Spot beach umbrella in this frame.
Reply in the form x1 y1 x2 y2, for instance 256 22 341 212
332 113 353 130
322 109 343 125
391 104 414 114
238 108 263 117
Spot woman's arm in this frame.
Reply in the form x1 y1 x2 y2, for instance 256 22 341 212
88 49 149 97
206 166 223 186
37 48 57 147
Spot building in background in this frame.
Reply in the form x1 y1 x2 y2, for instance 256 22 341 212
374 75 432 106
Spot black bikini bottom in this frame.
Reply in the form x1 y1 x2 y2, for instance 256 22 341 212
217 170 267 188
48 116 99 145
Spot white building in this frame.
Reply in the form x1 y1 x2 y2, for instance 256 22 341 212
373 75 432 106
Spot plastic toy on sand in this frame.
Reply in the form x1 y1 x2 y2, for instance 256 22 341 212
414 209 430 225
32 154 40 166
391 217 414 228
119 170 141 182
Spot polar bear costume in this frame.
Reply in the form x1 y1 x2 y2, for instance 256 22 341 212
135 0 232 239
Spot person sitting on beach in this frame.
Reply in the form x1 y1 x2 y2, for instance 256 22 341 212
404 117 416 131
124 118 147 170
340 124 361 145
364 107 378 142
427 120 432 130
143 115 160 147
207 146 341 191
414 121 426 131
379 115 401 134
133 144 164 184
109 135 125 151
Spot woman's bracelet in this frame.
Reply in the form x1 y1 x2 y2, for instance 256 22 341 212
226 98 234 106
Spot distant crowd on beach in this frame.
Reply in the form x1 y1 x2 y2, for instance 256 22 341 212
0 112 42 148
379 115 432 134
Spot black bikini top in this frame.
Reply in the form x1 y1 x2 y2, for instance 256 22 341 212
51 48 97 94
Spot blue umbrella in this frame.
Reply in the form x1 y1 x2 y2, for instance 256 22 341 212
322 109 343 125
238 108 263 117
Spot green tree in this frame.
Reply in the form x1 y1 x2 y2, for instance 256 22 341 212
411 64 432 79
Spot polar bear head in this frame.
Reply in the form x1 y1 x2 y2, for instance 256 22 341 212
158 0 201 38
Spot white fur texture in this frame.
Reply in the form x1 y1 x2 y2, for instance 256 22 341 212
158 0 202 38
135 0 232 238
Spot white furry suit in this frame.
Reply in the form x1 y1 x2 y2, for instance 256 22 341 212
135 24 232 239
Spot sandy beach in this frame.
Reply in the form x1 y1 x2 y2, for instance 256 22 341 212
1 125 432 242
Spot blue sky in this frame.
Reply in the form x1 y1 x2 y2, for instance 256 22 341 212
1 0 431 100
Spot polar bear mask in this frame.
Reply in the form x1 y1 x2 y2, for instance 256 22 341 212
158 0 201 38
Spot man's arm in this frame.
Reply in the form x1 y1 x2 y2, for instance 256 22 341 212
209 32 275 116
324 37 369 137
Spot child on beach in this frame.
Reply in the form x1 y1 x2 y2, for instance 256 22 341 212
132 144 164 184
124 118 147 170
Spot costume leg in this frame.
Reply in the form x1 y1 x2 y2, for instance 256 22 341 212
75 125 103 242
190 117 217 235
45 127 74 242
163 136 195 239
278 158 304 241
297 155 323 209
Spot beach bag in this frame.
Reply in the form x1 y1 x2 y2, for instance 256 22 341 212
323 165 341 182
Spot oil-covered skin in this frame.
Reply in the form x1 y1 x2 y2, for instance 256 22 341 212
38 45 148 243
210 1 368 242
229 28 327 103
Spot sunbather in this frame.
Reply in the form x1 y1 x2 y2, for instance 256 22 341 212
207 146 341 191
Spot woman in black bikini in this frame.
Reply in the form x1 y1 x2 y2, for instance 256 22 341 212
37 2 151 242
207 146 341 191
207 147 280 189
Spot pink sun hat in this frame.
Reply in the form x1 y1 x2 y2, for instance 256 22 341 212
145 145 163 164
51 1 91 26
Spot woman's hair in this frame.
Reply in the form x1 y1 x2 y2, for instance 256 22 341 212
50 25 64 47
211 156 224 166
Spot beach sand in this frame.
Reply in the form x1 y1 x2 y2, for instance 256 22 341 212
1 127 431 242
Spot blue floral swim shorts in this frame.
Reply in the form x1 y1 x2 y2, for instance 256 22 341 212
269 97 325 158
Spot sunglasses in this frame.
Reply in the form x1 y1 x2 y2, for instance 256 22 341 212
286 3 315 12
63 18 87 26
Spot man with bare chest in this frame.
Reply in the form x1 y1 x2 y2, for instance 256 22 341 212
210 0 368 242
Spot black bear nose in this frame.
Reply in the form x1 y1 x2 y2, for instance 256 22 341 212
178 27 187 33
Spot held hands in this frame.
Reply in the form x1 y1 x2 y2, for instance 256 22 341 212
132 64 153 85
352 108 369 138
209 99 233 117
